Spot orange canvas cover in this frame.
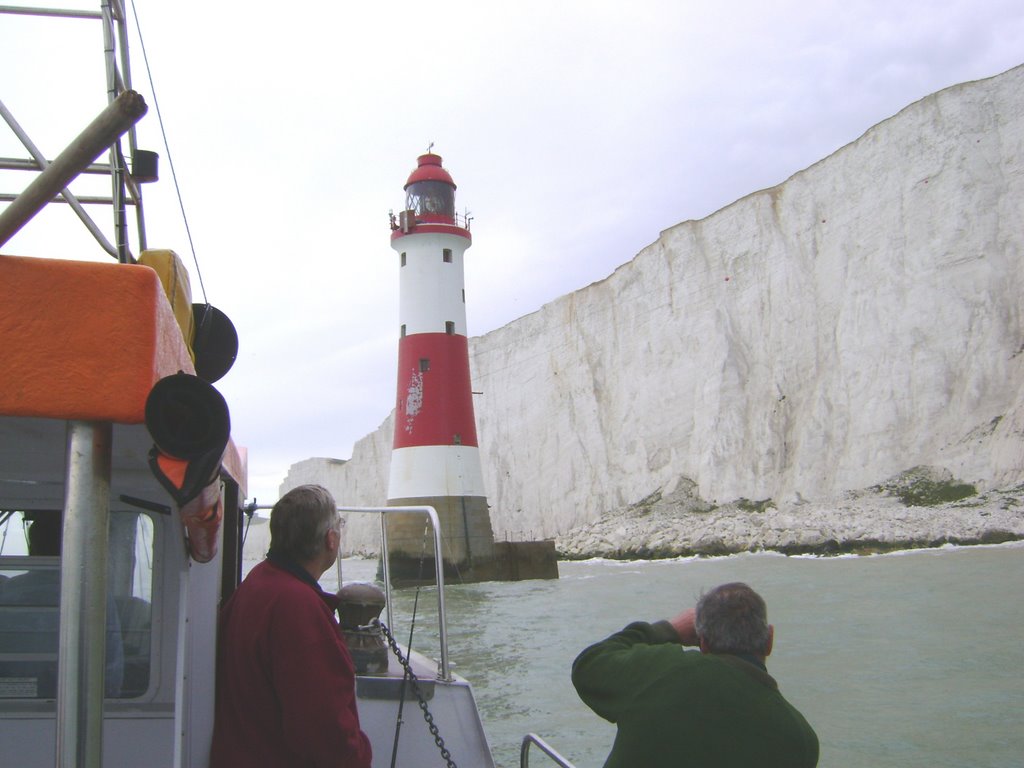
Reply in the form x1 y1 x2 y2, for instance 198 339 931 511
0 254 246 496
0 254 195 423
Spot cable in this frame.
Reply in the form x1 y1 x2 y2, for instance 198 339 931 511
127 0 207 302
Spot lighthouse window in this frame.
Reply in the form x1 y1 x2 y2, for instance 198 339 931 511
400 324 406 338
443 249 452 263
419 358 430 372
400 252 406 267
445 321 455 335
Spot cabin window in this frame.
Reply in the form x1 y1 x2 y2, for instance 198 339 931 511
0 510 156 700
419 358 430 372
443 249 452 263
445 321 455 335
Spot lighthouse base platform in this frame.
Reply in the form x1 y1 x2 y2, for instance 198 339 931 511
383 540 559 586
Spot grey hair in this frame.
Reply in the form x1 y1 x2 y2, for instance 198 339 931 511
694 582 771 654
269 485 339 562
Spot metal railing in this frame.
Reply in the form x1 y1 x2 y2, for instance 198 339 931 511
520 734 576 768
340 505 451 681
248 504 453 681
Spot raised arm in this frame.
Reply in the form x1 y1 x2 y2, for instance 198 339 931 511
668 607 699 646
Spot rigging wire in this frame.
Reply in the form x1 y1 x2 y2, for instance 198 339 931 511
389 523 432 768
126 0 207 303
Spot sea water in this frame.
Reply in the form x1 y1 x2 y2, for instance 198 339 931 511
324 542 1024 768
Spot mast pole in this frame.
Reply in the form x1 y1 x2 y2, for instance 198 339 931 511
56 421 113 768
0 89 146 249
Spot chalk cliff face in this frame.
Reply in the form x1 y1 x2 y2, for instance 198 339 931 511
290 65 1024 554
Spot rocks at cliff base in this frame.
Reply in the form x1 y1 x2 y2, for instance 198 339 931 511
556 470 1024 559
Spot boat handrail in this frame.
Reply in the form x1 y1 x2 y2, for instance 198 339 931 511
248 504 452 681
520 733 577 768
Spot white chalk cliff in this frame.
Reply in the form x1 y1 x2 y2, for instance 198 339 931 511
288 65 1024 557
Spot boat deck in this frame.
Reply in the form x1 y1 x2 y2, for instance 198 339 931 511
354 648 495 767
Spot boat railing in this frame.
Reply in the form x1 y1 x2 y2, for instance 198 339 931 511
339 505 451 681
520 733 577 768
248 504 452 681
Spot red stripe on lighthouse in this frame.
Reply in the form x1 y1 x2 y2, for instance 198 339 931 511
393 333 478 449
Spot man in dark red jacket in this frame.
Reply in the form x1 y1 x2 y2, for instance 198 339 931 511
210 485 372 767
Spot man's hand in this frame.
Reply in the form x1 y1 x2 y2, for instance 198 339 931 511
668 608 699 646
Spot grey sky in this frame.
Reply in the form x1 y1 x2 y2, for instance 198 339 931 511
2 0 1022 504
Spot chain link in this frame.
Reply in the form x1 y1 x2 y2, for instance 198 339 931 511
379 620 458 768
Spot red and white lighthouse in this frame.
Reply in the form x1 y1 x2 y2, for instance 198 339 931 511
386 153 496 579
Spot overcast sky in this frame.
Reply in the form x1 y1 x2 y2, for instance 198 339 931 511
2 0 1022 505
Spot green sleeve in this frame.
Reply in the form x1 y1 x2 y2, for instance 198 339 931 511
571 621 681 723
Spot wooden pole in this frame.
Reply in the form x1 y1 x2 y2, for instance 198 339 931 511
0 89 147 248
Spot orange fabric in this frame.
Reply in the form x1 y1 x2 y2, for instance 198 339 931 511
155 453 189 489
180 481 224 563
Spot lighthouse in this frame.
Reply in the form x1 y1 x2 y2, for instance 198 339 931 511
386 152 497 581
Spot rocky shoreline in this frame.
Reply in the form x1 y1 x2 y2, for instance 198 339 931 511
555 471 1024 560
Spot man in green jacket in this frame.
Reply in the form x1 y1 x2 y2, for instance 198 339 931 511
572 582 818 767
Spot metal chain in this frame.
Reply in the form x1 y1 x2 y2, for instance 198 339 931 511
379 620 458 768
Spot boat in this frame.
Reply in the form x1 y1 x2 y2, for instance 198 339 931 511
0 3 575 766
